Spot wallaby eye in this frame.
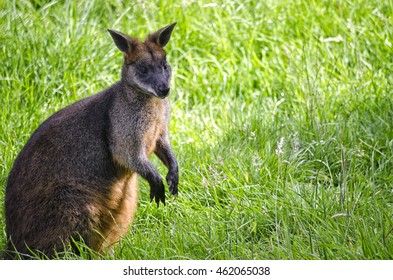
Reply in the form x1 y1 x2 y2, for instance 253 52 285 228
138 65 149 75
162 62 169 70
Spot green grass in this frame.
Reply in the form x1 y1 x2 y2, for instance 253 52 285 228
1 0 393 259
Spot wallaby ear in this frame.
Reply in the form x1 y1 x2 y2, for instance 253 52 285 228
108 29 133 53
148 22 177 47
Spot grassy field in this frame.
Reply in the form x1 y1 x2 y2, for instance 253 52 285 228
1 0 393 259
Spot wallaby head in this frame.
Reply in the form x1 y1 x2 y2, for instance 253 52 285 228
108 22 177 99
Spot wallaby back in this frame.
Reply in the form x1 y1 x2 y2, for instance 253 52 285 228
4 23 178 259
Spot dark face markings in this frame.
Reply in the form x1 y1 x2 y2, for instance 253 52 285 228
124 40 172 98
135 44 170 80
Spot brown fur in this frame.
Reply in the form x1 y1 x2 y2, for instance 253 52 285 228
4 23 178 259
89 173 138 252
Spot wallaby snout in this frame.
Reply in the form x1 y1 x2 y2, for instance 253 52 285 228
5 23 179 259
157 83 170 98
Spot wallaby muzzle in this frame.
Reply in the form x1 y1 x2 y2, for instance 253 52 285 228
157 84 170 99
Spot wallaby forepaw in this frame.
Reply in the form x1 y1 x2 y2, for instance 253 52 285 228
150 183 165 206
166 172 178 196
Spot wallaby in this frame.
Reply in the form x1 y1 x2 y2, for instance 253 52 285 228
4 22 179 259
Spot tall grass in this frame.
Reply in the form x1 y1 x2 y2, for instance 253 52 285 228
0 0 392 259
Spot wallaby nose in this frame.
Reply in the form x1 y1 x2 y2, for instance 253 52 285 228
157 85 170 98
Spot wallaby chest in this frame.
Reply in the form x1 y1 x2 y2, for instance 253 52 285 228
109 90 169 166
142 98 168 155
